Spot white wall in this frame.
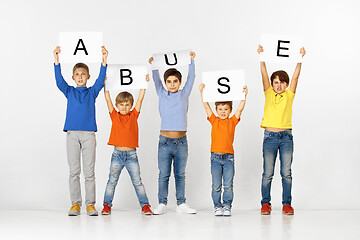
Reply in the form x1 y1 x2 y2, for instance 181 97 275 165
0 0 359 210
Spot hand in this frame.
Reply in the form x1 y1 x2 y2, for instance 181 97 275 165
300 47 306 57
149 57 154 64
101 46 108 65
145 74 150 82
190 51 196 60
54 46 61 64
257 45 264 54
199 83 205 93
243 85 248 97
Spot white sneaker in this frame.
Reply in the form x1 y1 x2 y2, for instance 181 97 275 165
176 203 196 214
214 207 223 216
153 204 167 215
223 207 231 216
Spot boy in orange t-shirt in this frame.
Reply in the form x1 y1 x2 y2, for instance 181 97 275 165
199 84 248 216
101 75 152 215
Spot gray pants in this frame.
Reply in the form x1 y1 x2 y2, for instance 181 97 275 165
66 131 96 207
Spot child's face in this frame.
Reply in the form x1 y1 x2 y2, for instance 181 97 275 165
272 76 288 94
72 68 90 87
216 104 231 120
165 76 181 93
116 101 132 115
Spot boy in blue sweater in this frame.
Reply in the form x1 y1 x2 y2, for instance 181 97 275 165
148 52 196 215
53 46 108 216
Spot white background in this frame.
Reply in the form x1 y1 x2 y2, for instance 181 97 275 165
0 0 359 211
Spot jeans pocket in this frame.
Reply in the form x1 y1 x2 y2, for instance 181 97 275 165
128 151 138 161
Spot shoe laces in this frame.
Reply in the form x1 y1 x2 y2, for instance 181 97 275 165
87 205 96 212
70 203 80 211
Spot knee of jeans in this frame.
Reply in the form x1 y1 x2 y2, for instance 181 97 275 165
159 172 170 181
262 171 274 180
223 184 234 191
280 169 292 179
174 172 185 182
212 185 221 192
69 169 81 178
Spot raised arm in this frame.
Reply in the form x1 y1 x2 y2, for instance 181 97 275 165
289 47 306 93
149 57 165 95
182 51 196 96
53 46 71 97
91 46 108 96
104 81 114 113
199 83 213 118
257 45 271 91
134 74 150 112
234 86 248 120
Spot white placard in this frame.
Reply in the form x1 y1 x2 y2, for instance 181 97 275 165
106 64 148 91
59 32 103 63
151 50 191 70
202 69 245 102
260 34 304 63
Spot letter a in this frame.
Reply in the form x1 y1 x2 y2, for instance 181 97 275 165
164 53 178 66
73 39 88 55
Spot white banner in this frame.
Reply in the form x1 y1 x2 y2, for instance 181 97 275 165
59 32 103 63
151 50 191 70
106 64 148 91
259 34 304 63
202 69 245 102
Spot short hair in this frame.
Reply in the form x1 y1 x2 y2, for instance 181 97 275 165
215 101 233 111
270 70 289 85
115 91 134 105
164 68 182 83
73 63 89 75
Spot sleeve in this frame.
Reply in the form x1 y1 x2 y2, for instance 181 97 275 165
90 64 107 98
131 108 140 120
152 69 165 96
231 115 241 126
54 64 71 98
182 59 195 97
286 88 295 99
264 87 273 97
109 108 117 121
207 113 216 124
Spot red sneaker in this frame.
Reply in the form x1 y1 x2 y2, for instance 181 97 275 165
142 204 153 215
261 203 272 215
101 203 111 215
282 204 294 215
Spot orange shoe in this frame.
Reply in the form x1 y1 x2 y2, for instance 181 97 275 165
142 204 153 215
86 205 98 216
282 204 294 215
261 203 271 215
101 203 111 215
68 203 80 216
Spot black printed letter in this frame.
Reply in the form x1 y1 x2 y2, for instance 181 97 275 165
164 53 178 66
217 77 230 94
73 39 88 55
120 69 133 85
277 40 290 57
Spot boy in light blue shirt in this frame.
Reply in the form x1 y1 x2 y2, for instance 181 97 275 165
148 52 196 214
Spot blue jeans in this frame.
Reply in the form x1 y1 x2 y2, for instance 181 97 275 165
261 130 294 206
103 149 149 207
211 153 235 209
158 135 188 205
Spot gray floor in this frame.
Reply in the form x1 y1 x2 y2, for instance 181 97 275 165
0 209 359 240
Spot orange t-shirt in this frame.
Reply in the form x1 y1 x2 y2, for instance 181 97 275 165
207 113 240 154
107 108 139 148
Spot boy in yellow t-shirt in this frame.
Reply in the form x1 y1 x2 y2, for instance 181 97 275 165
199 83 248 216
257 45 306 216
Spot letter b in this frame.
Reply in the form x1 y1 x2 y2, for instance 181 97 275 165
120 69 133 85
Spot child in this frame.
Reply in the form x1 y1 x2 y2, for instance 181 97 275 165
199 84 248 216
53 45 108 216
101 75 152 215
257 45 306 215
148 52 196 214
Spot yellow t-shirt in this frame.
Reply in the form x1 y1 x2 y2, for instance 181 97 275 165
260 87 295 129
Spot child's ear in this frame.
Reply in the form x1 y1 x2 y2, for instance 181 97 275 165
88 74 90 80
72 76 75 81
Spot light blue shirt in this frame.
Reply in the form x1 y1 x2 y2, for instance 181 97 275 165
152 60 195 131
